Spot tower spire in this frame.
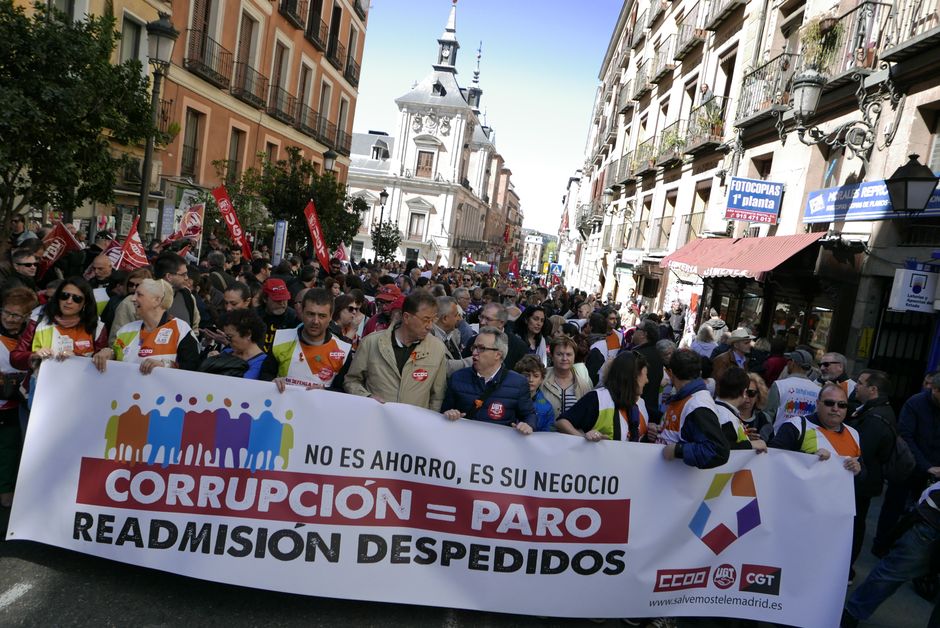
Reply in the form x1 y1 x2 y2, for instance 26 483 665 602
472 41 482 86
433 0 460 72
467 40 483 113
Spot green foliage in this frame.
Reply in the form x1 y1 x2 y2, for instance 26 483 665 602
541 240 557 264
211 147 365 255
802 15 844 71
371 220 402 263
0 1 154 247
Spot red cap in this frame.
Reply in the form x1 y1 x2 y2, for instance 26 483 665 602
263 278 290 302
375 284 403 302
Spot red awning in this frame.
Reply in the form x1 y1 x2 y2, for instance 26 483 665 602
660 232 826 280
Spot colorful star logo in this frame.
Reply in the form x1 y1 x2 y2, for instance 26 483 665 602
689 469 761 555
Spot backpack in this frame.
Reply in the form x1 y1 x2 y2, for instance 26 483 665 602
877 415 916 483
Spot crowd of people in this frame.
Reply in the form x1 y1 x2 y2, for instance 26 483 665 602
0 217 938 626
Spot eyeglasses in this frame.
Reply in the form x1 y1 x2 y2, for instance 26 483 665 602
346 306 359 313
471 345 500 354
745 389 758 398
819 361 836 368
14 261 38 268
821 399 849 409
58 292 85 304
1 309 26 321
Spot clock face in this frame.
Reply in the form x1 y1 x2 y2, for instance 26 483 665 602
441 48 450 59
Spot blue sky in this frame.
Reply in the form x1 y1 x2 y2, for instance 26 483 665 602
353 0 623 235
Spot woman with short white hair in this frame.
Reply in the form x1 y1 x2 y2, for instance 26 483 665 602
93 279 200 373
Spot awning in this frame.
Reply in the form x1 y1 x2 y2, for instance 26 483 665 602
660 232 826 280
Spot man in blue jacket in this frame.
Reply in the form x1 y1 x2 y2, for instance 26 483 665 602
442 326 535 435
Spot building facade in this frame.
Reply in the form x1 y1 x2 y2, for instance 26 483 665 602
522 231 545 274
347 2 523 268
562 0 940 403
47 0 368 240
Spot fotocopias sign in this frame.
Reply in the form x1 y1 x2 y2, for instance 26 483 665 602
9 361 853 627
724 177 785 225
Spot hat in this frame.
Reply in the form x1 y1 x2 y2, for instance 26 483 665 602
785 349 814 368
727 328 754 342
262 278 290 302
375 284 403 302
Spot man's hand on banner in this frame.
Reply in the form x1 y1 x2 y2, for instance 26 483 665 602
843 456 861 475
443 410 465 421
816 449 831 461
584 429 610 442
92 348 114 373
750 439 768 454
139 358 169 375
513 422 533 436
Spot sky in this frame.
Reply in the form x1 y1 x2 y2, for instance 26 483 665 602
352 0 623 236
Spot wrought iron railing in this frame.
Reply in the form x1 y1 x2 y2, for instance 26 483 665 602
317 117 337 146
628 219 648 249
649 0 666 26
799 1 891 83
679 211 705 244
345 57 361 87
619 151 633 182
635 137 657 174
295 103 321 137
652 36 675 82
336 129 352 156
633 60 652 98
734 52 798 124
306 18 329 51
676 2 706 59
268 86 297 125
184 29 234 89
279 0 308 30
327 39 347 70
656 119 686 165
632 10 648 48
703 0 744 30
883 0 940 56
157 99 174 137
608 159 620 187
231 62 268 109
618 81 635 112
686 96 727 153
650 215 674 250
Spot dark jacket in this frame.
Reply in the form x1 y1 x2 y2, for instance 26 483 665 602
846 395 897 497
899 390 940 475
668 379 730 469
442 366 536 428
584 332 608 386
633 341 663 423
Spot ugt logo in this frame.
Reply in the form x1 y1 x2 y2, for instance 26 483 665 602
689 469 761 555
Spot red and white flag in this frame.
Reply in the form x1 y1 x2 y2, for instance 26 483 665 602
38 221 81 279
115 217 149 270
332 242 347 262
162 203 205 247
508 255 520 276
303 200 331 272
211 186 252 260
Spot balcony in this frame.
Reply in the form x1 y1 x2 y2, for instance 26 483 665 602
649 0 667 26
685 96 727 155
679 211 705 244
703 0 744 30
336 130 352 156
650 215 674 250
156 99 174 142
675 2 706 60
618 81 635 112
631 10 648 48
628 219 648 249
184 30 233 89
353 0 367 20
295 103 321 137
605 110 617 144
608 159 620 187
180 144 199 179
651 37 676 83
305 18 329 52
618 151 633 183
799 2 892 90
656 119 687 167
591 201 605 223
633 60 652 98
734 52 798 127
231 62 268 109
327 39 347 71
317 117 338 147
345 57 361 87
268 86 297 125
279 0 307 30
883 0 940 61
635 138 657 176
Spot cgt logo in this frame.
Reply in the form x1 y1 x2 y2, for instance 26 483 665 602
740 564 782 595
653 567 710 592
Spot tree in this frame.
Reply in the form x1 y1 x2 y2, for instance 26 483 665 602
371 220 402 263
542 240 558 265
0 1 155 248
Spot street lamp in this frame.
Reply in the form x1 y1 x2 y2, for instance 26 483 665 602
887 154 939 217
377 188 389 227
138 12 179 227
323 149 338 174
602 187 615 206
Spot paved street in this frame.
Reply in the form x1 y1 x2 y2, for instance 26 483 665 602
0 497 930 627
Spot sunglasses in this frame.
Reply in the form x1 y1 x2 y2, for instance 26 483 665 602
745 389 758 398
821 399 849 409
15 261 38 267
59 292 85 304
819 361 836 367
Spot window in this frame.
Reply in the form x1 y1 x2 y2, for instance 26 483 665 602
408 213 426 239
50 0 75 19
272 41 289 90
415 150 434 178
371 140 389 160
338 98 349 134
298 64 313 106
432 81 447 97
266 142 278 162
120 17 142 65
236 13 257 65
319 82 332 119
347 25 358 64
928 117 940 173
350 240 363 261
227 128 245 182
181 109 203 179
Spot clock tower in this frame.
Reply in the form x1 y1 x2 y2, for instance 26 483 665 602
434 0 459 72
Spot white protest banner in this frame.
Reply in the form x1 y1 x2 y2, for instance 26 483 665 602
9 360 853 627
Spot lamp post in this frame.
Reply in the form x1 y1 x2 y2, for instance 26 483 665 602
886 154 939 217
377 188 389 227
138 13 178 232
323 149 338 174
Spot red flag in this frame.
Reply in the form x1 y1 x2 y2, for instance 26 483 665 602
38 221 81 279
84 238 120 280
211 186 252 260
162 203 205 247
115 217 149 270
503 225 510 243
303 200 331 272
177 244 192 259
332 242 347 261
508 255 520 276
467 252 475 264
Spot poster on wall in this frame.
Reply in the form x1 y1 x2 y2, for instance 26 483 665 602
724 177 784 225
887 268 939 313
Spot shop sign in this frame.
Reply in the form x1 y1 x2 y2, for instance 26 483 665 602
887 268 938 313
804 180 940 224
724 177 784 225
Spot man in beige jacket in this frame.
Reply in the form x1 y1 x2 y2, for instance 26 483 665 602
344 290 448 411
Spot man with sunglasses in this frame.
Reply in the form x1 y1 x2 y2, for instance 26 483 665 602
820 352 858 412
766 348 822 432
2 249 39 293
9 215 35 248
769 383 862 475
